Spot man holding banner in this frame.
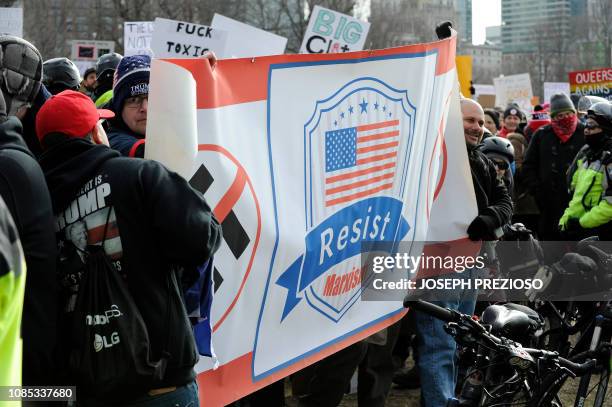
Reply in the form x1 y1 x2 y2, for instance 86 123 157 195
415 98 512 407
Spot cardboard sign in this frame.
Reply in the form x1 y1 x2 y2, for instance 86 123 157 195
211 14 287 58
70 40 115 61
0 7 22 37
494 73 533 113
150 17 228 59
543 82 570 104
124 21 154 56
299 5 370 54
569 68 612 100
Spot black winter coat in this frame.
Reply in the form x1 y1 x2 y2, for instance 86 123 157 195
468 144 513 233
522 123 585 239
39 138 222 394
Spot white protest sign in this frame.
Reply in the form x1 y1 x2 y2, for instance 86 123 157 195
150 17 228 59
473 84 495 96
74 60 95 76
299 5 370 54
494 73 533 113
0 8 22 37
70 40 115 61
124 21 154 56
543 82 570 104
211 14 287 58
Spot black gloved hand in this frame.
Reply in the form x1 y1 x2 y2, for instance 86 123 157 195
435 21 453 40
565 217 582 233
467 215 495 241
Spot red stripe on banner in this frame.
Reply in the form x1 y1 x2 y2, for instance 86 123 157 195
166 35 456 109
356 141 399 154
197 311 406 407
213 168 247 223
326 162 396 184
326 172 395 195
356 151 397 165
356 120 399 132
357 130 399 143
326 182 394 207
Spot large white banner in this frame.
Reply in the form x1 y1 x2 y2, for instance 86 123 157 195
150 17 228 59
494 73 533 113
149 35 471 406
300 5 370 54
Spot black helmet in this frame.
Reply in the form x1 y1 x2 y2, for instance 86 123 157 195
42 57 80 94
480 136 515 163
587 101 612 132
578 96 608 114
95 52 122 81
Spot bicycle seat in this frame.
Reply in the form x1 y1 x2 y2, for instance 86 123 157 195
481 303 544 345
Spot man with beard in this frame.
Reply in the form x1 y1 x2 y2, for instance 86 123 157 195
414 98 512 407
522 93 585 249
559 101 612 240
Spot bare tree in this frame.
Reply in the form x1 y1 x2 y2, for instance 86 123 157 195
590 0 612 67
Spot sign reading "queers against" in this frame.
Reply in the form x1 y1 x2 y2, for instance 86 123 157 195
300 5 370 54
150 17 228 59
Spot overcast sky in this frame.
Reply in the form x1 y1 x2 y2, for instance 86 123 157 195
472 0 501 44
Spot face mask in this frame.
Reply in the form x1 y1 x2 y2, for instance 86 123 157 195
551 114 578 143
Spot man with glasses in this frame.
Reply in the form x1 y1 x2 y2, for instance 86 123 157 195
107 55 151 157
560 101 612 241
522 93 585 247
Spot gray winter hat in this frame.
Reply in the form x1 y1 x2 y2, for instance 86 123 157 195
0 35 42 116
550 93 576 118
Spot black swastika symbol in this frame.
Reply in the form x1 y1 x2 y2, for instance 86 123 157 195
190 164 251 293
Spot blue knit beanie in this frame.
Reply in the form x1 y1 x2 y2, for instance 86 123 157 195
112 55 150 113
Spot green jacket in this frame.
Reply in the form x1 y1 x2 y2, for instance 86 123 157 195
560 144 612 229
0 196 26 390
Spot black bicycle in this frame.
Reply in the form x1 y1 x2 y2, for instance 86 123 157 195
405 299 598 406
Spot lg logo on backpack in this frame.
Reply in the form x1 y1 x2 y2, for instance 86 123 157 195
93 332 120 352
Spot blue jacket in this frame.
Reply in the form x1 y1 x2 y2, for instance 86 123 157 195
107 121 145 158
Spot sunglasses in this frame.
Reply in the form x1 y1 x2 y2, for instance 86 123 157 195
492 160 509 170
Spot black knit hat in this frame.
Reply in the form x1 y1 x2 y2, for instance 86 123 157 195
484 108 500 130
503 105 524 121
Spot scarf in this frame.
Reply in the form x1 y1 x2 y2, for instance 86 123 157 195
551 115 578 143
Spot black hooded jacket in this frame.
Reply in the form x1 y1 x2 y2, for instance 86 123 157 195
0 117 58 385
38 138 222 392
467 143 513 232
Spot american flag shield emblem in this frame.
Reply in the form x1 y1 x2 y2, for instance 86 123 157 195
305 79 416 228
299 78 416 320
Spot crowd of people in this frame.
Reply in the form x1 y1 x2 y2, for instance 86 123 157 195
2 27 612 407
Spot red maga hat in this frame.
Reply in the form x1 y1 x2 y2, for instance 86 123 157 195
36 90 114 141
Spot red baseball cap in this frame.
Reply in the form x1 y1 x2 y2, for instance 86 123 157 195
36 90 115 141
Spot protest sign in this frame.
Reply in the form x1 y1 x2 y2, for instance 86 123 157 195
150 17 228 59
569 68 612 100
543 82 570 103
456 55 472 98
494 73 533 113
211 14 287 58
0 7 22 37
70 40 115 61
150 34 473 405
299 5 370 54
124 21 154 56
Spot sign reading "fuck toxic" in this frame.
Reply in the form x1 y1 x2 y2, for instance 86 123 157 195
150 17 228 59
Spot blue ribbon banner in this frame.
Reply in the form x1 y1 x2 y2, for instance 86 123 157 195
276 197 410 320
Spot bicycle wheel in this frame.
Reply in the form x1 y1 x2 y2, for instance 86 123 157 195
593 364 610 407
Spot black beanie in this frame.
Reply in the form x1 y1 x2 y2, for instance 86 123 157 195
484 109 500 130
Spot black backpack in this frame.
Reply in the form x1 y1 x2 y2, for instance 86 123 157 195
68 209 169 401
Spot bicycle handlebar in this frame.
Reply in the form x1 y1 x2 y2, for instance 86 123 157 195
404 299 457 322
